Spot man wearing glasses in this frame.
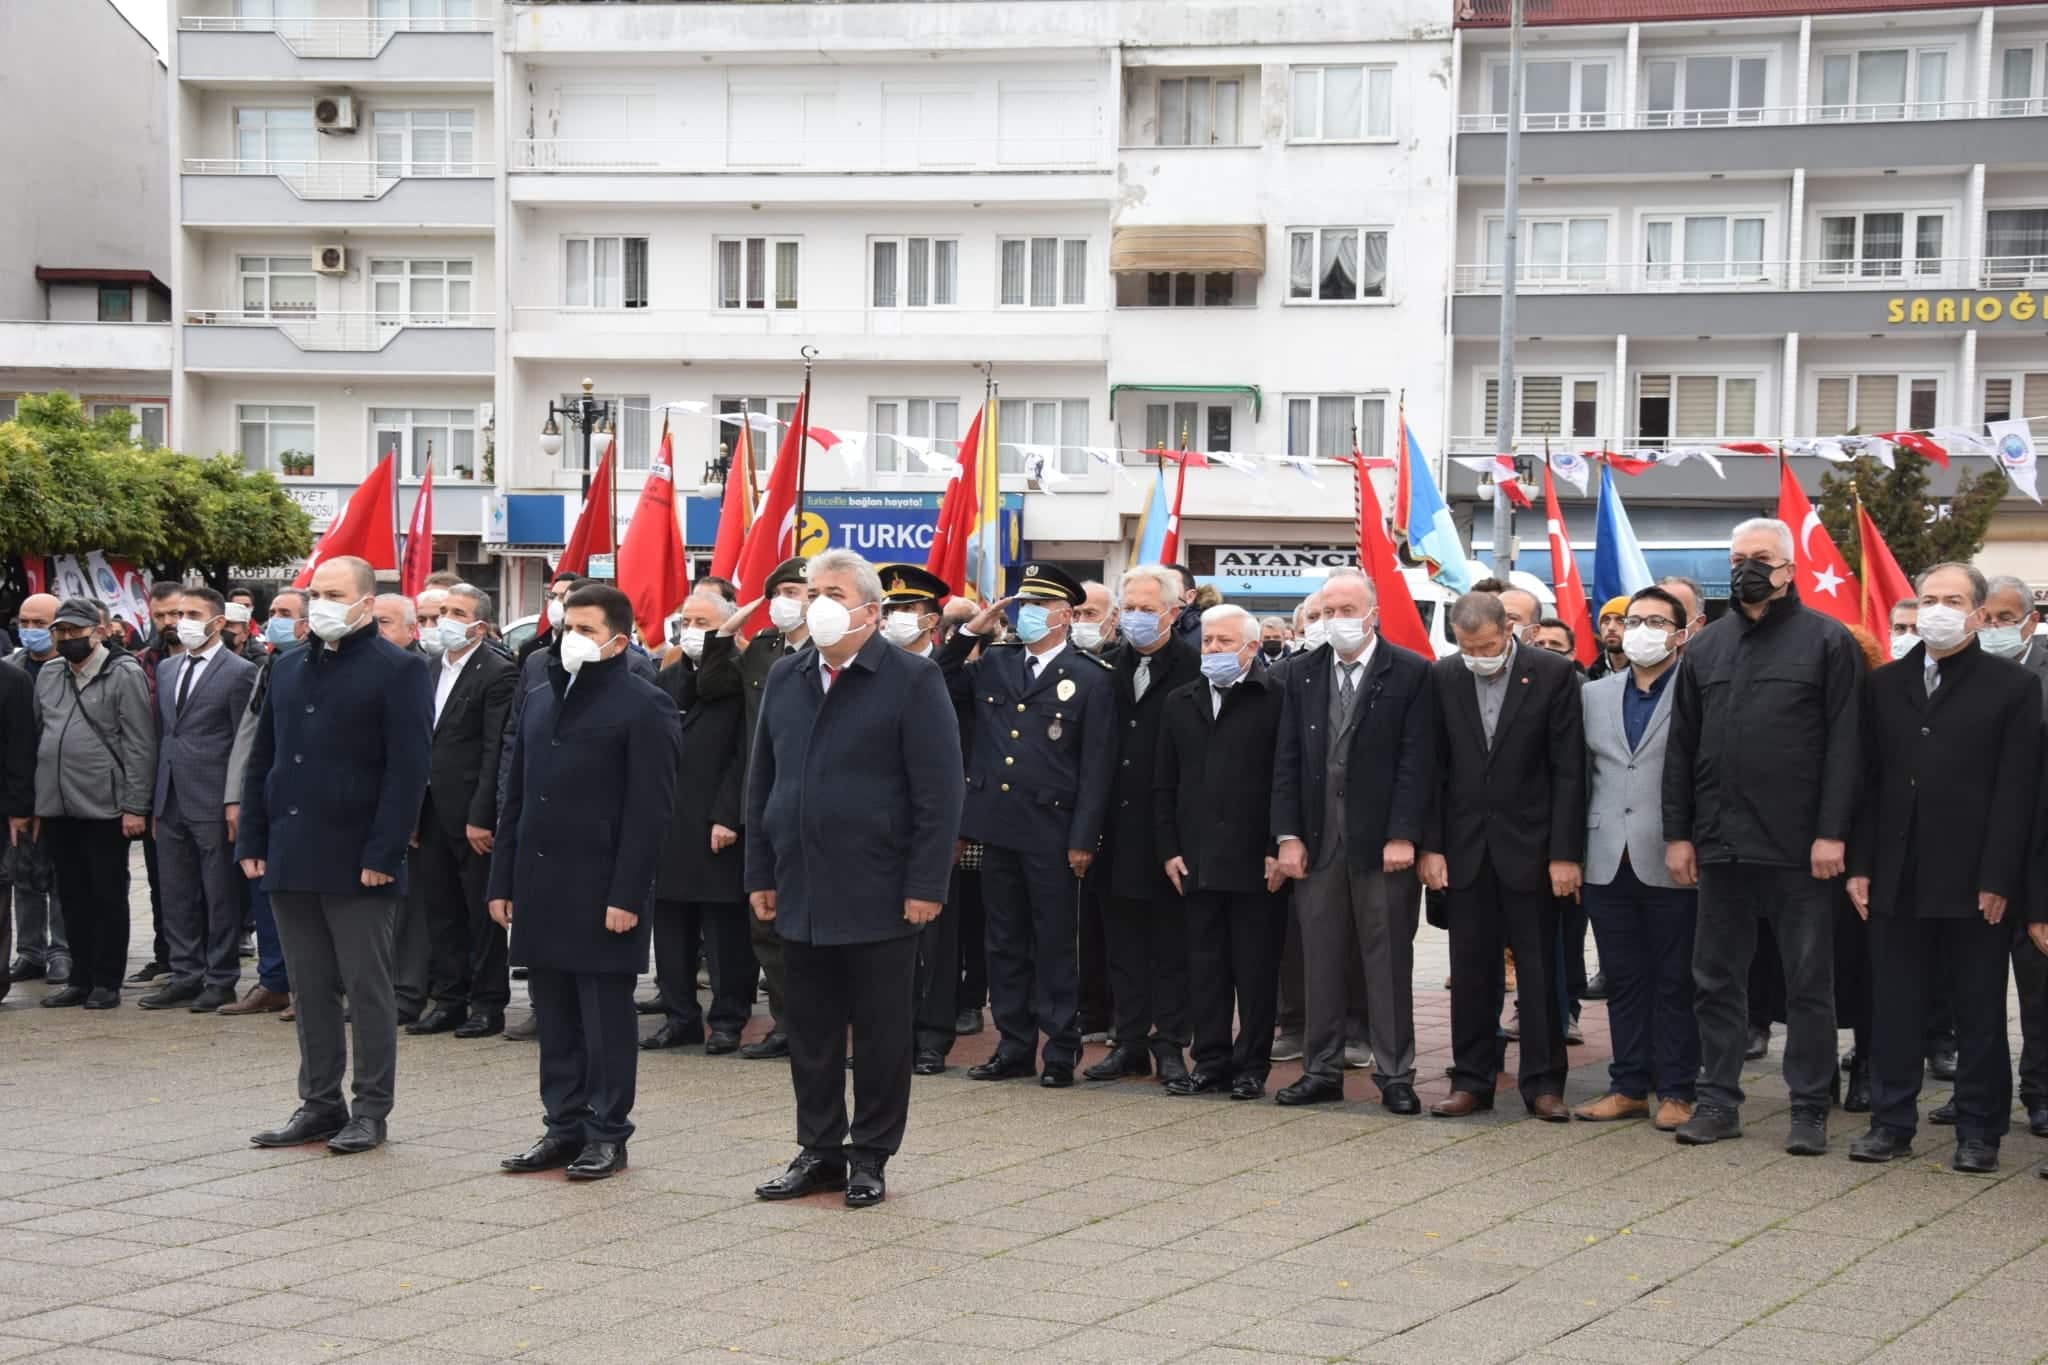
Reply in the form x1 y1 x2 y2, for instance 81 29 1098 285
1662 519 1862 1156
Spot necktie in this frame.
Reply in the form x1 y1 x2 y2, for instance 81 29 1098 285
1339 661 1359 702
1027 654 1042 684
823 664 840 692
175 656 198 714
1924 657 1940 697
1133 656 1150 702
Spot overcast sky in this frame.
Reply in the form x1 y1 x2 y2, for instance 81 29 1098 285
111 0 168 58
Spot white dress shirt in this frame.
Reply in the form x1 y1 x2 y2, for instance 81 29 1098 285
173 640 223 716
434 644 473 726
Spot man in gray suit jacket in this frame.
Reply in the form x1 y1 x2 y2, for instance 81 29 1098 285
1984 575 2048 1137
143 586 257 1013
1573 584 1699 1130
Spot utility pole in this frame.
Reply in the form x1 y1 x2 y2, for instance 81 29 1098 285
1490 0 1526 579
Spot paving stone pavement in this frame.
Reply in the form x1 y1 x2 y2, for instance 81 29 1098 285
4 867 2048 1364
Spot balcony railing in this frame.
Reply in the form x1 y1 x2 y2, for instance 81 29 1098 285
184 158 491 200
177 14 490 59
185 310 493 352
1456 99 1997 133
510 136 1106 174
511 305 1108 340
1449 257 2038 294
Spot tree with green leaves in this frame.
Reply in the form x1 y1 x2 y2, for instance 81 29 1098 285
1813 449 2007 582
0 392 313 599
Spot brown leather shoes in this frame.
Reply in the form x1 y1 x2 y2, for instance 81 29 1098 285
217 986 291 1016
1430 1089 1495 1118
1573 1093 1649 1122
279 998 296 1022
1527 1094 1571 1122
1653 1098 1696 1132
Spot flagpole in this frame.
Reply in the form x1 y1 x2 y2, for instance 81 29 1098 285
393 445 404 580
1491 0 1526 580
795 345 816 548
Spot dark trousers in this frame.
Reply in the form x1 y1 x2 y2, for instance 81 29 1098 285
2013 926 2048 1109
157 808 243 989
250 876 288 994
1300 856 1420 1087
43 818 131 993
1448 859 1565 1102
956 866 988 1012
750 910 786 1034
142 829 167 969
415 819 505 1013
393 876 430 1019
1833 889 1872 1058
529 966 638 1145
912 867 960 1056
784 934 917 1167
1104 878 1189 1051
1584 862 1698 1102
1747 921 1786 1029
1868 912 2011 1144
1277 884 1369 1044
1184 888 1286 1083
1076 864 1111 1032
269 890 397 1119
652 898 754 1038
981 844 1081 1069
1694 862 1834 1111
1555 895 1588 1022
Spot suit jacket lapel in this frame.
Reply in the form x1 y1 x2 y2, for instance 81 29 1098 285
1488 652 1534 762
1453 664 1485 755
1639 675 1676 745
1022 649 1063 701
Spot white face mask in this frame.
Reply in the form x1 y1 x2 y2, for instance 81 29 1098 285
306 596 362 642
678 626 707 662
438 618 477 655
1303 619 1329 649
768 595 807 633
1890 631 1921 660
805 595 870 649
1979 624 2027 659
1462 648 1510 678
1325 615 1371 656
419 627 446 657
560 630 614 674
546 598 566 628
1622 623 1679 668
175 618 216 651
881 610 927 648
1915 603 1971 653
1071 620 1105 652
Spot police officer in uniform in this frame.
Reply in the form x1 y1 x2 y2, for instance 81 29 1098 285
938 565 1113 1087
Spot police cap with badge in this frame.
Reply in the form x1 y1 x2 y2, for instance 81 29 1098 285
877 563 949 609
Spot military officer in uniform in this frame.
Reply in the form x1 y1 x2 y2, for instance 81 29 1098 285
938 565 1114 1087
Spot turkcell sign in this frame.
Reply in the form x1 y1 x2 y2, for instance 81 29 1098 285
685 490 1023 563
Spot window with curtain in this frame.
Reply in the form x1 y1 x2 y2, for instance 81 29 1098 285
557 393 652 472
90 402 167 449
1643 54 1767 126
1492 217 1610 284
871 238 958 309
1281 395 1384 459
1119 271 1251 307
370 109 475 175
237 403 315 474
1818 48 1949 120
369 258 474 321
1484 376 1597 440
997 237 1087 307
239 256 316 317
1289 65 1395 139
1287 227 1390 301
1998 46 2041 114
1986 209 2048 278
1155 75 1243 146
716 238 800 309
235 107 314 168
371 407 477 479
714 397 799 471
563 236 647 308
869 398 961 473
1815 374 1934 434
995 398 1088 474
1643 214 1768 283
1488 58 1612 129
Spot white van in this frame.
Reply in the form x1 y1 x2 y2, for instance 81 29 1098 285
1407 567 1554 660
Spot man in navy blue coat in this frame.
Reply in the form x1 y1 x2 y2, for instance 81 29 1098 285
238 556 433 1155
490 584 680 1182
748 550 962 1209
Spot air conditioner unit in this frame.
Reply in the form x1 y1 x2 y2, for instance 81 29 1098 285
313 94 357 133
313 245 348 276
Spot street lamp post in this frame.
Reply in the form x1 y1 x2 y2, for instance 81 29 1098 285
538 377 617 569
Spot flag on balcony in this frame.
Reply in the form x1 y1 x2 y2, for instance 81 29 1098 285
1344 452 1431 658
733 387 811 627
1989 419 2040 503
1395 408 1477 593
1774 459 1860 629
555 447 615 579
1149 447 1201 565
1132 463 1172 565
399 464 433 598
965 399 1005 603
292 452 397 588
618 418 691 646
926 404 985 599
1856 498 1916 638
709 406 758 582
1591 462 1652 605
1542 459 1598 668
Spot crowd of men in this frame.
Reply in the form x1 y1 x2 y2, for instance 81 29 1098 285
6 513 2048 1202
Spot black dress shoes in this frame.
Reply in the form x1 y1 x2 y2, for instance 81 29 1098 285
967 1053 1035 1082
1844 1057 1872 1113
566 1141 626 1180
251 1105 349 1148
1230 1076 1265 1101
1744 1024 1770 1060
501 1135 583 1173
189 984 236 1013
635 995 665 1015
406 1005 467 1036
1164 1070 1225 1097
1381 1081 1422 1115
124 961 167 984
327 1116 386 1154
705 1031 741 1055
40 985 88 1008
138 979 203 1010
845 1165 885 1208
912 1049 946 1076
2029 1105 2048 1139
1952 1139 1999 1174
739 1032 790 1060
954 1007 984 1035
9 956 44 981
83 988 121 1009
1581 971 1609 1000
1154 1050 1192 1087
454 1010 504 1039
1275 1074 1345 1106
640 1021 701 1051
1928 1099 1958 1126
1082 1044 1151 1082
1849 1127 1914 1163
1926 1045 1959 1082
1039 1065 1073 1088
755 1153 845 1200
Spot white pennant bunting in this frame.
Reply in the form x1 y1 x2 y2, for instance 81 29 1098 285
655 398 709 416
1547 449 1590 495
830 430 868 478
1933 426 1997 457
1663 446 1727 478
1279 454 1324 485
1989 419 2041 503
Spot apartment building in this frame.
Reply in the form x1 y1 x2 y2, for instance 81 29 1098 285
1449 0 2048 590
0 0 172 443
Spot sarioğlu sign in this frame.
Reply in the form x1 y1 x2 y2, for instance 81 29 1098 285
1888 292 2046 325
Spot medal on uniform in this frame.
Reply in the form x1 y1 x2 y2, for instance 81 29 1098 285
1048 712 1063 741
1056 678 1076 701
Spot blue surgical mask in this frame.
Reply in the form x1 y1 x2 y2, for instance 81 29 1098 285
1122 610 1162 648
18 626 51 654
1016 603 1053 645
1200 650 1244 687
438 618 477 654
263 617 299 647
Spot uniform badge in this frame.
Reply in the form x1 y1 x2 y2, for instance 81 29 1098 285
1048 714 1063 741
1056 678 1076 701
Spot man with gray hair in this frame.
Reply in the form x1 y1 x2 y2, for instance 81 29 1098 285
1663 517 1861 1154
1980 572 2048 1139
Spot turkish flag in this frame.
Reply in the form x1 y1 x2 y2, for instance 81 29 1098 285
399 464 434 597
1158 452 1192 563
1856 501 1916 639
1874 431 1949 468
1346 454 1432 658
293 453 398 587
617 423 691 645
732 389 810 632
556 448 616 578
1774 460 1860 628
708 411 758 583
1542 461 1598 668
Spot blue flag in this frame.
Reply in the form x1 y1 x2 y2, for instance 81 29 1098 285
1593 463 1653 604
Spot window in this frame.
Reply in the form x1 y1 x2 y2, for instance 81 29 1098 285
1115 271 1251 307
373 407 477 479
998 237 1088 307
1140 400 1235 454
90 401 167 449
371 110 476 176
1483 376 1599 441
97 287 134 323
1487 58 1611 130
1816 211 1945 280
562 236 648 310
1814 374 1939 434
1155 75 1243 146
1288 227 1389 302
1634 375 1757 444
1998 45 2045 116
870 398 961 473
717 237 799 310
1643 54 1767 126
1284 395 1387 460
237 403 315 474
236 0 312 20
1818 48 1950 120
1985 209 2048 285
1983 374 2048 444
235 107 314 167
1484 216 1607 285
375 0 474 17
556 393 651 473
716 396 800 468
1290 65 1394 140
870 237 958 309
995 398 1089 474
0 398 16 423
238 256 316 317
369 258 474 321
1642 214 1767 284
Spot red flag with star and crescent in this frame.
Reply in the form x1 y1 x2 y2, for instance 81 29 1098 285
1774 459 1860 628
1541 459 1598 668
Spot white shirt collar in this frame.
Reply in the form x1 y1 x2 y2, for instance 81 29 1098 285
1027 639 1068 671
442 644 473 674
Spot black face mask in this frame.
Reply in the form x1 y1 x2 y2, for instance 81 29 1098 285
1260 640 1286 659
56 637 94 663
1730 558 1782 606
